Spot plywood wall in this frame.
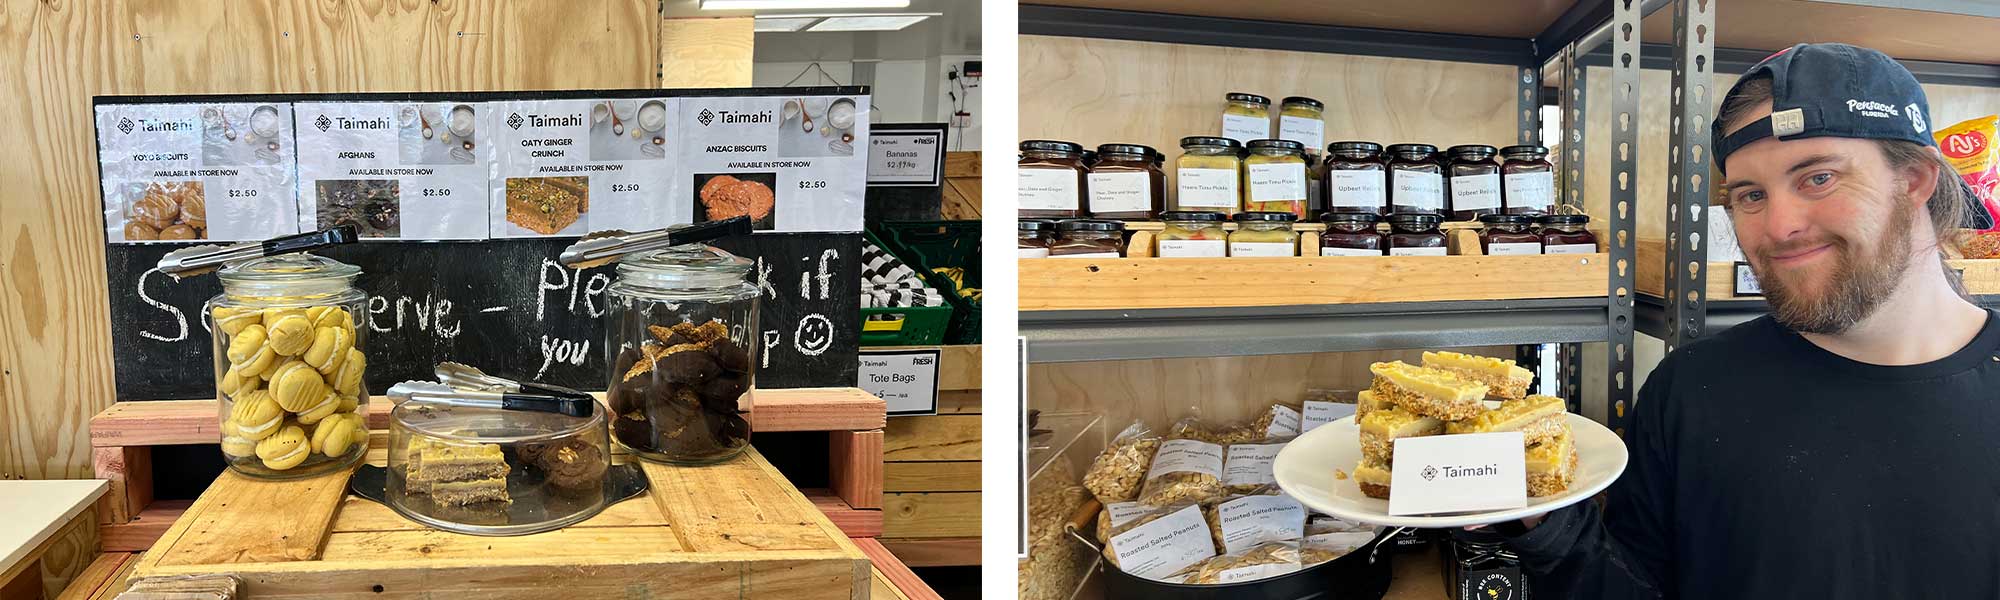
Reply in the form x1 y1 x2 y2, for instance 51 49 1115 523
1019 35 1522 191
0 0 711 480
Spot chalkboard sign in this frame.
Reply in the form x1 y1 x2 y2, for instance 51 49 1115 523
105 233 859 401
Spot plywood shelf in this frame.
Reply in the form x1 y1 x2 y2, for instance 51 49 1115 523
1636 237 2000 301
1022 254 1609 311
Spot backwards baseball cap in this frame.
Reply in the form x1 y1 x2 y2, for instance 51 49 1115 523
1711 42 1992 228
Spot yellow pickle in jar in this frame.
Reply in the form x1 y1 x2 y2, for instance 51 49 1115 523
1227 211 1300 257
208 254 370 479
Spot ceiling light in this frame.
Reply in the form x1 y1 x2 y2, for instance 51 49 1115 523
753 17 820 32
702 0 909 9
805 14 931 31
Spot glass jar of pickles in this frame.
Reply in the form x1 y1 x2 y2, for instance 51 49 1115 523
1155 211 1229 258
1221 93 1271 143
1018 219 1054 258
1388 143 1444 216
210 255 370 479
1319 212 1386 256
604 244 759 465
1278 97 1325 153
1478 213 1542 255
1175 137 1243 214
1229 212 1299 257
1539 214 1598 254
1325 141 1388 215
1243 139 1310 218
1446 145 1502 221
1019 140 1087 219
1088 144 1165 220
1502 145 1556 216
1387 213 1447 256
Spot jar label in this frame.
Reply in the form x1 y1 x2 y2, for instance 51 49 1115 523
1546 243 1596 254
1230 241 1296 257
1390 246 1447 256
1504 171 1555 210
1328 171 1386 208
1222 442 1285 488
1222 113 1269 143
1177 168 1240 208
1052 251 1120 258
1450 173 1502 211
1487 242 1542 256
1321 246 1385 257
1279 115 1324 153
1157 239 1227 258
1018 167 1079 210
1247 163 1307 202
1215 495 1307 554
1017 247 1051 258
1393 170 1443 210
1088 171 1152 213
1147 438 1225 479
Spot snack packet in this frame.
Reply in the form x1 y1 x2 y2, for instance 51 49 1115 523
1174 541 1304 585
1201 488 1307 554
1936 115 2000 237
1301 530 1376 567
1103 503 1215 581
1136 438 1227 506
1084 421 1160 504
1168 405 1302 445
1221 440 1289 494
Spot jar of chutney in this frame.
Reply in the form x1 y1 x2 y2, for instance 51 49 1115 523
1019 140 1087 219
1088 144 1165 220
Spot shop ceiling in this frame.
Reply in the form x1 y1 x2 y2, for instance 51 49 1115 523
662 0 980 62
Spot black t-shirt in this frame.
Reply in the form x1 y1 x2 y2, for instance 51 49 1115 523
1511 309 2000 599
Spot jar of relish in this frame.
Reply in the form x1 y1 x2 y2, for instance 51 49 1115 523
1446 145 1502 221
1538 214 1597 254
1477 214 1541 255
1387 144 1443 216
1319 212 1386 256
1325 141 1388 216
1388 212 1447 256
1501 145 1556 216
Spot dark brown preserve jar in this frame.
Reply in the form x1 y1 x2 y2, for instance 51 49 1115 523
1319 212 1386 256
1019 140 1087 219
1446 145 1502 221
1324 141 1387 216
1478 213 1542 255
1387 212 1447 256
1387 144 1443 216
1051 219 1126 258
1017 219 1054 258
1088 144 1165 220
1539 214 1598 254
1502 145 1556 216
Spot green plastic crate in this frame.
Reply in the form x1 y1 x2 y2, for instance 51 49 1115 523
860 229 955 346
876 221 981 344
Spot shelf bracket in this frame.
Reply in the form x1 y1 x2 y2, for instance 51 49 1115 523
1602 0 1641 433
1664 0 1718 358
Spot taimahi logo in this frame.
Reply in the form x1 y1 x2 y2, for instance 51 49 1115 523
314 114 332 133
1421 465 1439 481
698 109 716 126
506 113 525 130
117 117 134 134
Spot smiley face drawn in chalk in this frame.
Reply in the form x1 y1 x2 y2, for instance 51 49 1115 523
794 313 833 356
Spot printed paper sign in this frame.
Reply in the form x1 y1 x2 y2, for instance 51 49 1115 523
1108 505 1216 581
867 124 944 186
858 348 940 416
1734 262 1763 296
97 103 300 242
679 95 869 231
490 97 679 237
1302 400 1357 432
1388 432 1527 516
293 101 492 240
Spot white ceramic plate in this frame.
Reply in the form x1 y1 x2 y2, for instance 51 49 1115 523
1273 413 1628 528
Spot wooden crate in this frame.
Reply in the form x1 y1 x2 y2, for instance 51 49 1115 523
878 346 982 567
1021 253 1611 310
1637 237 2000 299
91 388 888 550
126 442 873 598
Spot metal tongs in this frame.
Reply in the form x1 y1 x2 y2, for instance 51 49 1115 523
557 216 753 269
156 225 359 278
387 362 595 418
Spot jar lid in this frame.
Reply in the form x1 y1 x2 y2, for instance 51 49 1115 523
1478 213 1534 225
1161 211 1227 223
391 399 604 446
218 253 361 282
1246 139 1306 154
1056 219 1124 232
1320 211 1382 224
1386 143 1438 156
1018 219 1056 231
1233 211 1298 223
615 244 753 288
1080 150 1098 165
1538 214 1591 225
1180 136 1241 150
1448 144 1499 160
1501 144 1550 158
1020 140 1083 154
1096 143 1156 158
1225 92 1271 105
1328 141 1384 155
1280 96 1323 110
1388 212 1444 227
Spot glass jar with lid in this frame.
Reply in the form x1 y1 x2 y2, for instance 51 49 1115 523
1221 92 1271 143
603 244 759 465
1387 144 1444 216
1277 97 1325 154
1229 212 1299 257
1478 213 1542 255
1243 139 1310 218
1088 144 1165 220
1445 529 1529 600
1052 219 1126 258
209 254 370 479
1538 214 1598 254
1325 141 1388 215
1019 140 1087 219
1319 212 1386 256
1155 211 1228 258
1446 145 1502 221
1501 145 1557 216
1018 219 1054 258
1387 213 1447 256
384 389 609 535
1175 136 1243 214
